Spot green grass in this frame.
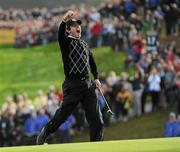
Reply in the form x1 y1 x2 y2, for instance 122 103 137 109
0 43 128 104
72 108 174 142
1 138 180 152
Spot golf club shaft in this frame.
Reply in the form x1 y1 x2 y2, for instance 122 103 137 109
97 86 113 115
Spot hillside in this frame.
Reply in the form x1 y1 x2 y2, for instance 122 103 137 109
0 43 128 103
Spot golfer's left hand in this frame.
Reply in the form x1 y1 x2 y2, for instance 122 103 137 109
94 79 101 88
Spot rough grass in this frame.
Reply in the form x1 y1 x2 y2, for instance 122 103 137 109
72 108 175 142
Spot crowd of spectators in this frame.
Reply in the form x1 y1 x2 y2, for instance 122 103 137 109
98 44 180 121
0 42 180 146
0 0 179 48
0 86 72 146
0 0 180 147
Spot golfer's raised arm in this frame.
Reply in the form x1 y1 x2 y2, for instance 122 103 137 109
58 22 67 46
58 10 74 47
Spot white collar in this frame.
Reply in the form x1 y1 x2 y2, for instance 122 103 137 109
68 35 80 40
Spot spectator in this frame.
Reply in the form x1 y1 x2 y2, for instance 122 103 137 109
103 18 116 47
47 85 55 100
54 86 64 103
106 71 118 88
2 96 16 116
121 72 133 94
164 65 176 105
47 94 60 117
152 6 164 38
115 85 132 122
89 7 101 22
165 112 177 137
148 0 160 10
22 92 33 107
34 90 48 111
36 108 50 132
174 115 180 137
112 17 124 51
23 112 39 137
98 71 106 84
124 0 136 17
130 72 143 117
16 94 30 125
128 24 138 43
131 36 146 61
148 67 161 112
163 5 172 36
141 74 150 114
175 72 180 114
0 110 12 146
90 20 103 48
128 13 142 31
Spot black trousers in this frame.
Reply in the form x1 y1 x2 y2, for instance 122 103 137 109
141 91 148 114
150 91 160 112
45 79 104 141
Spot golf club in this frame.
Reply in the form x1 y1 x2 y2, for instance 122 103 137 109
97 86 114 115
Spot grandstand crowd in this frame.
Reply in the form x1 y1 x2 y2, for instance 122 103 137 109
0 0 179 48
0 0 180 147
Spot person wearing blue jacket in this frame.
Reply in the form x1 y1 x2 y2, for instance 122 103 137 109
174 115 180 137
165 112 177 137
23 112 39 136
36 109 50 132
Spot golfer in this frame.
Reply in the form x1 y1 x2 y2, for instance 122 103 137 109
36 10 104 144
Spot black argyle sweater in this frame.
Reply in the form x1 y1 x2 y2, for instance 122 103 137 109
58 21 98 80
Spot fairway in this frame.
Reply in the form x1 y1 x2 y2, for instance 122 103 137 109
1 138 180 152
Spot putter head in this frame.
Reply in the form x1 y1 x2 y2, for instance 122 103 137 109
107 109 114 115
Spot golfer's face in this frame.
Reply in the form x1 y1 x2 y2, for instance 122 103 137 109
69 23 81 38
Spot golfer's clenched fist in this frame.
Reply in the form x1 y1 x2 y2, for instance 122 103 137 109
63 10 74 22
